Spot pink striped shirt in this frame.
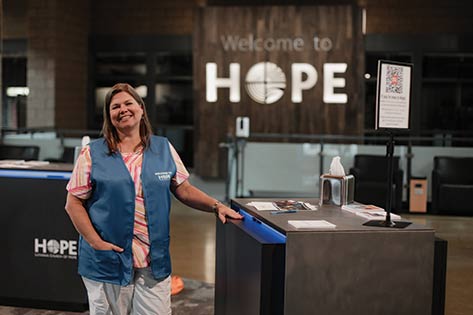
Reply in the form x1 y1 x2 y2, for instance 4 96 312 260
66 142 189 268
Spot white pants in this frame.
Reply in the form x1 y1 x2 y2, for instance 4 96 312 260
82 268 171 315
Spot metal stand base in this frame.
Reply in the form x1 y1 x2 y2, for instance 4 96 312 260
363 220 412 229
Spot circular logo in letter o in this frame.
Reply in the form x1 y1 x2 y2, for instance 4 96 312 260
245 62 286 104
47 239 60 254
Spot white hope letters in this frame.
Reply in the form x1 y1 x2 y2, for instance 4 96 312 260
206 62 348 104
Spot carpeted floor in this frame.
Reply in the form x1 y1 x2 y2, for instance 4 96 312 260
0 278 214 315
171 278 214 315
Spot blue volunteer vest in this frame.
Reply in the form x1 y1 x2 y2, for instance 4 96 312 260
78 136 176 285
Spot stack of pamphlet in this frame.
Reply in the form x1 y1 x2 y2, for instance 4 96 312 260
341 203 401 220
273 200 317 211
288 220 336 229
247 200 318 211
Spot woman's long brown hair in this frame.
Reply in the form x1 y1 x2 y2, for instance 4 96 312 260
102 83 153 154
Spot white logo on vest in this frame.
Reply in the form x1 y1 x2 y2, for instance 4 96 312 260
155 171 172 181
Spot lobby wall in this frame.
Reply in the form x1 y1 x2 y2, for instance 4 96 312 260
1 0 473 177
2 0 472 129
91 0 201 36
26 0 89 129
194 5 365 177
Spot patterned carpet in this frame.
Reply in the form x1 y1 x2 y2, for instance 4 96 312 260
0 278 214 315
171 278 214 315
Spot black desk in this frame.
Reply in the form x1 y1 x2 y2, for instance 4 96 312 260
0 164 88 311
216 198 437 315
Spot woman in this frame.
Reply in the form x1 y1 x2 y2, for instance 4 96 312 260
65 83 242 315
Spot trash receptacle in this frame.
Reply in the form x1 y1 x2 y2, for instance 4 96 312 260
410 177 427 213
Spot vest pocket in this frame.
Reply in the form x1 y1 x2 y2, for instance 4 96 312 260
93 248 119 263
79 239 120 281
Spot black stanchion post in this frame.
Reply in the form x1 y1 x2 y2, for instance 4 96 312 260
363 131 411 228
384 131 395 227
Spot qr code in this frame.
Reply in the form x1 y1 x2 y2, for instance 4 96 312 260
385 65 403 94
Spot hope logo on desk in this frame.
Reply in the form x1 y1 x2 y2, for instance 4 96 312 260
34 238 77 259
47 240 60 254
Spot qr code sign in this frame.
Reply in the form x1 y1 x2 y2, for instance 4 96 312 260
385 65 403 94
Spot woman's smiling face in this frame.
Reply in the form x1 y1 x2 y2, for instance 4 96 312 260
109 91 144 133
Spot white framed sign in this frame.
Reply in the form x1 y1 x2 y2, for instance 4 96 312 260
375 60 413 130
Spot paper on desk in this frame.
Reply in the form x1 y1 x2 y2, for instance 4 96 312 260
0 163 30 168
355 211 401 221
288 220 336 229
246 202 279 211
341 204 401 220
0 160 26 164
0 160 50 168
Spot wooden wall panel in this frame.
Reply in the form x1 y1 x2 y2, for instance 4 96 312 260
194 5 364 177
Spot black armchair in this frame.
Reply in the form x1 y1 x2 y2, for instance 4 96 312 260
431 156 473 215
349 154 404 213
0 144 40 161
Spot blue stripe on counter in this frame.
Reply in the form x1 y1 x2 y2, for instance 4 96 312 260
0 169 72 180
236 208 287 244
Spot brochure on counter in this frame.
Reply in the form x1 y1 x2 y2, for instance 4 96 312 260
0 160 50 168
288 220 336 229
342 203 401 220
247 200 318 211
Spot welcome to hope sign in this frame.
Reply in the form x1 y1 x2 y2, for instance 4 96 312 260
193 6 365 178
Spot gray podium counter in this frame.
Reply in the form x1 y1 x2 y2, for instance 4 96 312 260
215 198 436 315
0 163 88 311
